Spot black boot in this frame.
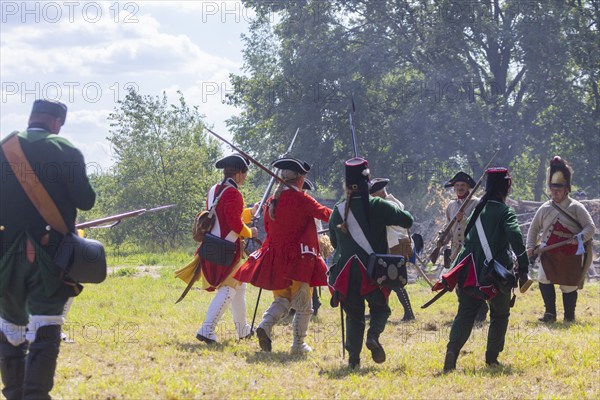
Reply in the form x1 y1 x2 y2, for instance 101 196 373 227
485 351 500 366
397 288 415 321
562 291 578 322
0 333 27 400
443 350 458 373
538 283 557 322
23 325 61 400
365 336 386 364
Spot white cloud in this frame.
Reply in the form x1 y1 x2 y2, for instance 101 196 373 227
0 1 251 168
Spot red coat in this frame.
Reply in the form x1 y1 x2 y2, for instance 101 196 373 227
200 179 252 290
235 189 332 290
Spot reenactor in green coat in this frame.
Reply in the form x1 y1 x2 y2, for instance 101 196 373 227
0 100 96 398
443 168 530 372
328 158 413 369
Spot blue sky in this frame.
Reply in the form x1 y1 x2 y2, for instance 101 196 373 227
1 1 253 171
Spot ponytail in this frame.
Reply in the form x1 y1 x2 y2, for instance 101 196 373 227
268 169 302 221
336 188 353 234
463 191 495 237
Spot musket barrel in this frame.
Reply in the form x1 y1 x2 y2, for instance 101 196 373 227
252 128 300 221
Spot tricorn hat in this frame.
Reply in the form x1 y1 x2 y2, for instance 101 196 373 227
302 178 315 191
215 153 250 171
271 157 310 174
444 171 476 188
369 178 389 194
485 167 512 195
345 157 370 190
547 156 572 191
31 99 68 125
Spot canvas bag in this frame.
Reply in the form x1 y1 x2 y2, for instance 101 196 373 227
197 181 236 267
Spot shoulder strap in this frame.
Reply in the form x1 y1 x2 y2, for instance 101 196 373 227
475 216 493 262
550 200 583 231
336 201 374 254
207 179 232 217
1 134 68 234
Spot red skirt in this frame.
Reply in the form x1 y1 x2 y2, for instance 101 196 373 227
234 245 328 290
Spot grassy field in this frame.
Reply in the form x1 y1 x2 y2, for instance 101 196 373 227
53 265 599 399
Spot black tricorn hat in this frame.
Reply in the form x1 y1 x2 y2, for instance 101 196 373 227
485 167 512 194
31 99 68 125
271 157 310 173
444 171 476 188
215 153 250 171
369 178 389 194
345 157 370 189
302 178 315 191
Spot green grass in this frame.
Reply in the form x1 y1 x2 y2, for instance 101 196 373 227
54 268 600 399
105 246 194 267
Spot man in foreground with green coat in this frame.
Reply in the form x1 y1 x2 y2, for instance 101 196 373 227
0 100 96 398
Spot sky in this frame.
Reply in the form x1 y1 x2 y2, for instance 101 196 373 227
1 1 255 172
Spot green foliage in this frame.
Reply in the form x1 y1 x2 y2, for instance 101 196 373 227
80 89 223 250
230 0 599 212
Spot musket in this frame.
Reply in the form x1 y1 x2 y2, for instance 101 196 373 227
349 97 358 157
252 127 300 223
412 254 434 287
429 148 501 264
530 239 576 261
76 204 176 229
204 127 296 191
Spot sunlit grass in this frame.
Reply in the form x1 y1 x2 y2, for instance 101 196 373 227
54 269 600 399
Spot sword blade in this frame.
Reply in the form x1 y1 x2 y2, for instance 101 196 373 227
421 288 449 309
175 259 202 304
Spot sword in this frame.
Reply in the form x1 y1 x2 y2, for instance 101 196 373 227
421 288 449 309
175 257 202 304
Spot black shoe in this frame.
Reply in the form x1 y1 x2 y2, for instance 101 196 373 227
485 351 500 366
365 337 386 364
443 351 457 373
348 359 360 369
538 312 556 323
402 314 415 322
256 327 272 352
196 333 216 344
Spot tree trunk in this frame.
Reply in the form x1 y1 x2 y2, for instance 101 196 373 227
534 148 549 201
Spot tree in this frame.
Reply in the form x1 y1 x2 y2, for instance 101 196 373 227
229 0 599 215
84 89 223 250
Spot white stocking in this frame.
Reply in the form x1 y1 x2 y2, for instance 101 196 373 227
198 286 235 342
231 283 251 338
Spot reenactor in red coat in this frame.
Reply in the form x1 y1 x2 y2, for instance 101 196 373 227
235 158 331 354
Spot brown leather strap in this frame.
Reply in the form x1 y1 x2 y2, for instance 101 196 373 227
2 134 68 234
550 201 583 231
